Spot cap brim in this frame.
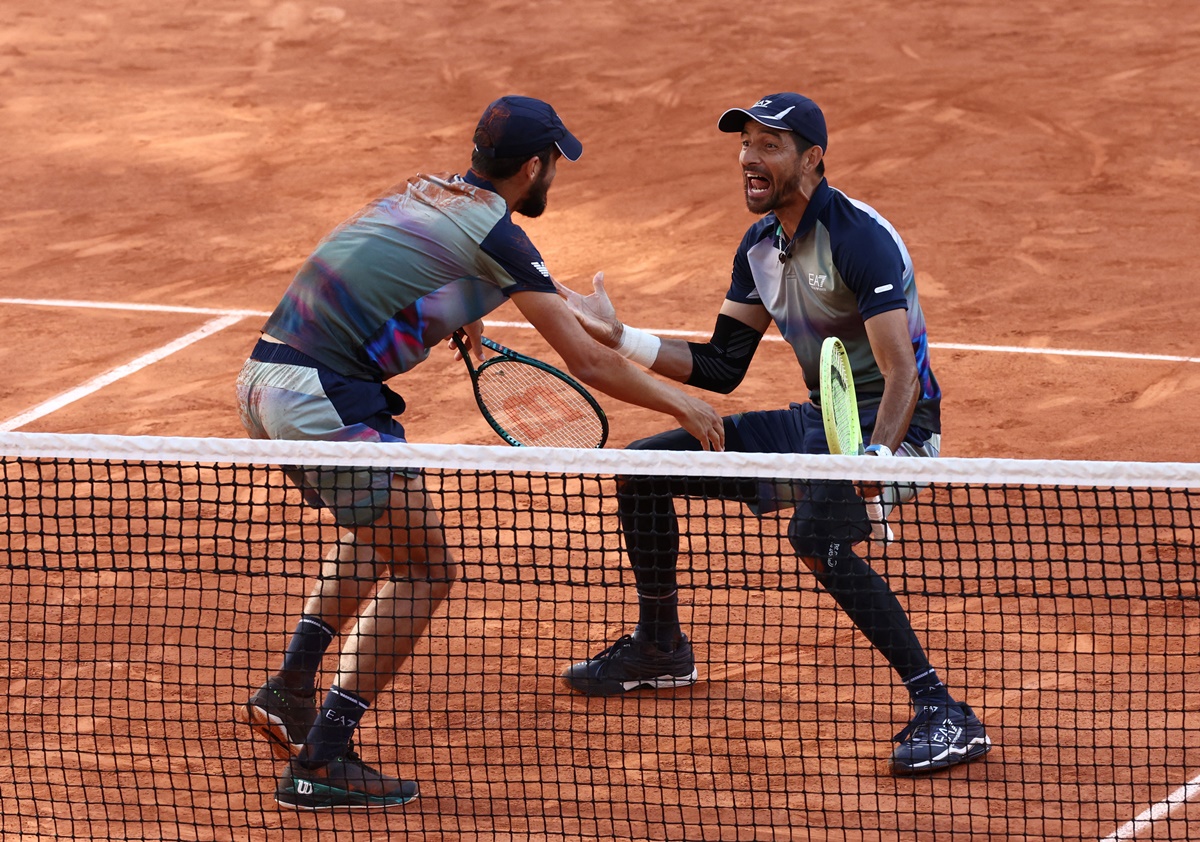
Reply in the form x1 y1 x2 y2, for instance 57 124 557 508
718 107 793 133
717 108 753 133
555 130 583 162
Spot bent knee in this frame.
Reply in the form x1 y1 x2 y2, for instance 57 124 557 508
787 481 870 564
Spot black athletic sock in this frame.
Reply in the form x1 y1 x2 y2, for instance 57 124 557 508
619 474 683 649
298 685 369 767
279 615 336 694
634 588 681 650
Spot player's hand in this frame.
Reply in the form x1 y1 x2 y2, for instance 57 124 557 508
675 395 725 452
553 271 622 347
863 495 895 545
449 320 486 363
856 443 891 499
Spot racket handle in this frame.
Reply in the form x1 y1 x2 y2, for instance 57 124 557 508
864 495 894 545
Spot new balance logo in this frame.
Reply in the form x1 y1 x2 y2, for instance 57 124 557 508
531 261 550 278
296 780 314 795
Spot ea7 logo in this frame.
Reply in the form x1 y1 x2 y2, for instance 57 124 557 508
297 780 314 795
753 99 772 108
807 273 829 290
531 261 550 278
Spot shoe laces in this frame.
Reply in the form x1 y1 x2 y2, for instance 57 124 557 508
894 703 953 743
593 635 637 660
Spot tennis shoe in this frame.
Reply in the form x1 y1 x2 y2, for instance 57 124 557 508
560 633 698 696
275 750 419 810
889 701 992 775
237 678 318 761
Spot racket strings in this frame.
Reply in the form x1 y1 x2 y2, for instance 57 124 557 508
825 356 861 455
476 360 604 448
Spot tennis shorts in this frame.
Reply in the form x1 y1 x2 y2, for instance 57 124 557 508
630 402 940 515
236 339 416 527
733 401 940 513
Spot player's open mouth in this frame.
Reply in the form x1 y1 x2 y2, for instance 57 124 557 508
745 172 771 196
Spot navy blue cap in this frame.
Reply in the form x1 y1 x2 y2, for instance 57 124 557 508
717 93 828 152
474 95 583 162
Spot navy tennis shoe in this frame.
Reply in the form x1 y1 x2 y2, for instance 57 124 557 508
561 633 698 696
889 701 992 774
237 678 318 760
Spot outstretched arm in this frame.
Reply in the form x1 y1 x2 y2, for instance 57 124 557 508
510 288 727 451
555 272 771 388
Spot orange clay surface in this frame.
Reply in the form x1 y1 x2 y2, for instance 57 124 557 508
2 1 1199 840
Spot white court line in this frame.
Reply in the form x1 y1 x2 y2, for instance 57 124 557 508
2 298 1198 364
0 314 245 432
0 297 266 318
1100 775 1200 841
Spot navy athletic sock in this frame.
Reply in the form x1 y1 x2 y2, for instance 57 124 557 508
635 588 682 650
279 615 336 694
904 667 953 707
298 685 369 767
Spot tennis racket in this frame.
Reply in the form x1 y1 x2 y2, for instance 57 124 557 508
819 336 863 457
819 336 892 542
452 333 609 449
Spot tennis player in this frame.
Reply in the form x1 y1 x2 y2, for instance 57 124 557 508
234 95 725 810
556 92 991 774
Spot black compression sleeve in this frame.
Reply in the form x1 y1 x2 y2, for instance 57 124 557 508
684 313 764 394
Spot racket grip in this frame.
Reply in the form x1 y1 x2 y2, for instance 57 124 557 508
864 495 894 545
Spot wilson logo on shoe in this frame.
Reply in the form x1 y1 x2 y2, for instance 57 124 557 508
296 780 314 795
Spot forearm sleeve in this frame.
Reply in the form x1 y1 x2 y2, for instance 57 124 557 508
684 313 763 394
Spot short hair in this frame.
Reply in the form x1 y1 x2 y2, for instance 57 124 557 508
470 143 555 181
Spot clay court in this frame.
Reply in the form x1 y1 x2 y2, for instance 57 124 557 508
2 0 1199 840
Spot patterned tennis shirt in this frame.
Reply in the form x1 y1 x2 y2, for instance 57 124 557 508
725 178 941 432
263 171 557 381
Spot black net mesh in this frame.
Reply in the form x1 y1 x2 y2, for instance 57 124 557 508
1 435 1197 840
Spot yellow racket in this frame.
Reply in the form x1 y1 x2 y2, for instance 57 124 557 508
819 336 892 543
819 337 863 456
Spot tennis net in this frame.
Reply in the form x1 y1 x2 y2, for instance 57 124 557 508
1 431 1197 841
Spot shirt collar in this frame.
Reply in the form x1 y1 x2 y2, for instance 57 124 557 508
789 177 832 241
462 169 496 192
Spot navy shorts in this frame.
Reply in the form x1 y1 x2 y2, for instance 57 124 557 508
630 402 940 514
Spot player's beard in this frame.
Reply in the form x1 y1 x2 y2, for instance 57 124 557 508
744 168 803 216
515 170 552 218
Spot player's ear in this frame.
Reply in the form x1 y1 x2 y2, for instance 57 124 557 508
802 145 823 173
524 155 540 181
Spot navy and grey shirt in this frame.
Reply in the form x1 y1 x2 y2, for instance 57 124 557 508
263 170 557 381
726 178 941 432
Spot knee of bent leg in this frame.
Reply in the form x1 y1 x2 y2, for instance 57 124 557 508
391 555 459 605
787 481 871 567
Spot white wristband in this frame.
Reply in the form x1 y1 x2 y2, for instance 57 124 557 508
615 325 661 368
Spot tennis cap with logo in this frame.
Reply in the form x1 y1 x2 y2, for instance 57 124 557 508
717 92 828 152
474 95 583 162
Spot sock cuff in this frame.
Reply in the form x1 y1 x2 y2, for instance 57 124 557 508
635 588 678 602
328 685 371 711
298 615 338 638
